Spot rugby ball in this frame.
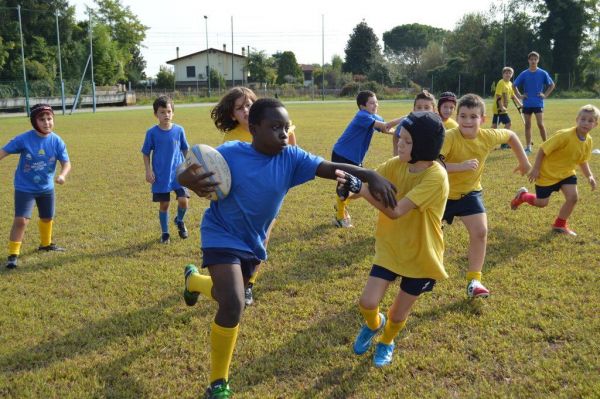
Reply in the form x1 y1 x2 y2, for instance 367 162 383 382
178 144 231 201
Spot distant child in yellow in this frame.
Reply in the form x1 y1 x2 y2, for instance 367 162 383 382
336 112 448 367
438 91 459 130
510 104 599 236
392 90 437 156
441 94 530 298
492 67 523 149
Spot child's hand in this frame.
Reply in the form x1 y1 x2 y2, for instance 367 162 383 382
177 163 219 198
538 92 546 99
514 161 531 176
461 159 479 171
589 176 597 191
528 167 540 183
55 175 66 185
335 169 362 200
145 171 155 184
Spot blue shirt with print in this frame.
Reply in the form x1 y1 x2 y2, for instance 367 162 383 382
332 109 384 165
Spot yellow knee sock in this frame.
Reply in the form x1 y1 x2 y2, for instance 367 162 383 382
9 241 22 256
380 317 407 345
248 267 259 285
336 197 349 220
359 304 381 331
466 271 482 282
210 321 239 384
39 220 53 247
187 273 214 300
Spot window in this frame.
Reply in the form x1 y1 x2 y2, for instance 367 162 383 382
186 66 196 78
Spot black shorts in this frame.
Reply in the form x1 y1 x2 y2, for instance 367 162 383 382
152 187 190 202
369 265 436 296
331 151 360 166
492 113 511 125
535 175 577 199
443 191 485 225
201 247 261 279
522 107 543 115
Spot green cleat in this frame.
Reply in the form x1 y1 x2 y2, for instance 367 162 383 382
183 264 200 306
204 379 232 399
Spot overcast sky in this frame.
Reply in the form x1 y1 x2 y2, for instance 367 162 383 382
70 0 498 76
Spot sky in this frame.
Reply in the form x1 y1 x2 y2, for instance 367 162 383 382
70 0 498 77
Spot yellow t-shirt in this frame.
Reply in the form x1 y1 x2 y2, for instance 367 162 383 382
373 159 449 280
492 80 514 115
537 127 593 186
444 118 459 130
441 127 511 199
223 125 252 143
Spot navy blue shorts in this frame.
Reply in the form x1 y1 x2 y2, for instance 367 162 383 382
152 187 189 202
523 107 543 115
370 265 436 296
201 247 261 279
535 175 577 199
15 190 55 219
443 190 485 225
492 113 511 125
331 151 360 166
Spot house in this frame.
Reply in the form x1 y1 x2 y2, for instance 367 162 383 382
300 64 315 86
166 46 247 89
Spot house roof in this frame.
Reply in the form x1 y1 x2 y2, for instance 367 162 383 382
166 48 246 64
300 64 315 72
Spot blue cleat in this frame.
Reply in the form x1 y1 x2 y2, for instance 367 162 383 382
183 264 200 306
353 312 386 355
373 342 395 367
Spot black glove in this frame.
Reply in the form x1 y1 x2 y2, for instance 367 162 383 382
336 171 362 200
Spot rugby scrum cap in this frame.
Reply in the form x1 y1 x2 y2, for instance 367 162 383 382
400 111 445 164
437 91 457 114
30 103 54 133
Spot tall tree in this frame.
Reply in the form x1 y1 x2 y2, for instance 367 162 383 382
343 20 381 75
275 51 302 84
247 49 275 84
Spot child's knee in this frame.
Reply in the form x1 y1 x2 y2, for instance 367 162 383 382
564 193 578 204
470 225 487 241
13 217 28 229
217 292 245 324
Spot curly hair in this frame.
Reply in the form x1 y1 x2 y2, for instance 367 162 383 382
211 87 258 132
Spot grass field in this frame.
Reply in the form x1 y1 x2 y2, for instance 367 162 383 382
0 99 599 398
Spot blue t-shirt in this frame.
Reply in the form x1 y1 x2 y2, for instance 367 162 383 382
201 141 323 260
332 109 384 164
2 130 69 193
141 123 189 193
513 68 554 108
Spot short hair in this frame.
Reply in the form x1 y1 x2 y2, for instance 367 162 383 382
502 66 514 75
356 90 376 108
414 90 436 108
211 87 258 132
457 93 486 116
249 98 285 126
528 51 540 59
153 95 174 113
578 104 600 121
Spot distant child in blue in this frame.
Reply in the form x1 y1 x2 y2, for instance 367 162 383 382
332 90 400 228
141 96 190 243
0 104 71 269
177 98 398 399
513 51 556 154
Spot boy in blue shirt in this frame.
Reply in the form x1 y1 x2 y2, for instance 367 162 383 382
332 90 400 227
141 96 190 243
177 98 397 399
513 51 555 154
0 104 71 269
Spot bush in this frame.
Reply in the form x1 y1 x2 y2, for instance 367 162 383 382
339 82 360 97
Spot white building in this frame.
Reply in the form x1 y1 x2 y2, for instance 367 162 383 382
166 46 247 89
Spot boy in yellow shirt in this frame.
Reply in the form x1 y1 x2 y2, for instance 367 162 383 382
441 94 531 298
336 112 448 367
492 67 523 149
438 91 459 130
510 104 599 236
392 90 437 156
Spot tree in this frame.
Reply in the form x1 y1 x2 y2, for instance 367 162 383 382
383 24 446 65
155 65 174 89
275 51 302 84
247 50 275 84
343 21 381 75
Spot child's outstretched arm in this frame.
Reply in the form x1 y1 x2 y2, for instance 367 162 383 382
507 131 531 175
316 161 397 208
528 150 545 183
0 149 9 161
579 161 596 191
444 159 479 173
143 154 155 184
55 160 71 185
335 170 415 219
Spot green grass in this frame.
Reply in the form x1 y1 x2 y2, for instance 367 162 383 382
1 99 599 398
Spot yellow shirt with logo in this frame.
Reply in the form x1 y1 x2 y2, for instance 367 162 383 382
444 118 459 130
441 127 511 199
537 127 592 186
373 159 449 280
493 80 514 115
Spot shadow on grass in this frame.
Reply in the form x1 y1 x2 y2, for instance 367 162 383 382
485 227 561 270
87 347 150 398
0 294 205 375
0 239 159 276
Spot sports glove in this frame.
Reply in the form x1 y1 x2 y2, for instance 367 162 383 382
336 171 362 200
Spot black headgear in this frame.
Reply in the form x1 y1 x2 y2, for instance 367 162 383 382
30 104 54 133
400 111 445 164
437 91 457 114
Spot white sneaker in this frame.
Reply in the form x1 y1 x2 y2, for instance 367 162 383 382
333 217 353 228
467 279 490 298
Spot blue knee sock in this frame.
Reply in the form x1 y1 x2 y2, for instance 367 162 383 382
177 207 187 223
159 211 169 233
